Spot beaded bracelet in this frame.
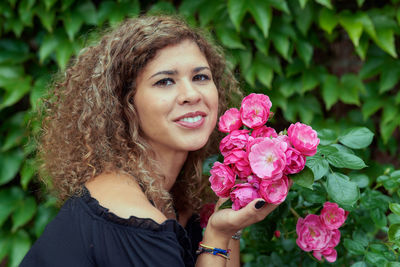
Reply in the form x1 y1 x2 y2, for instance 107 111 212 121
196 242 230 259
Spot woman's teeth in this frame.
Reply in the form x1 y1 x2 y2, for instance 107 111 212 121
180 115 202 123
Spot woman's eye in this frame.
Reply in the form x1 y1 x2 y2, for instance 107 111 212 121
193 74 210 82
154 78 174 87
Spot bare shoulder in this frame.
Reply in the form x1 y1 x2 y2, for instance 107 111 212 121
85 172 167 224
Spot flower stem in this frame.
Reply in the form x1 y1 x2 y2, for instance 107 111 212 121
290 207 301 219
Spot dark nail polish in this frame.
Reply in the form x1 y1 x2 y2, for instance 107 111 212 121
255 200 266 209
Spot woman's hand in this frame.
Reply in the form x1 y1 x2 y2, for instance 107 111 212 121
206 198 277 241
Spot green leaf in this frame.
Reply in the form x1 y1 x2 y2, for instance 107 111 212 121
321 74 339 110
271 32 290 60
33 201 58 237
0 39 30 64
39 34 60 63
351 262 367 267
357 0 365 7
198 0 220 27
366 251 388 266
294 2 313 35
349 173 369 188
317 129 337 145
228 0 247 31
380 118 399 144
43 0 57 10
219 199 233 210
0 187 24 227
267 0 289 13
148 1 176 15
298 0 308 9
319 8 338 34
340 11 363 47
370 208 387 228
301 70 319 93
389 224 400 245
326 172 360 206
315 0 333 9
391 170 400 180
338 127 374 149
327 152 366 170
0 76 32 110
63 11 83 41
290 166 314 189
36 5 55 32
355 35 369 60
339 74 364 105
374 28 397 58
353 230 369 246
76 1 98 25
380 68 400 93
296 39 313 67
343 238 365 255
9 230 31 267
382 104 398 125
390 203 400 216
12 197 37 231
216 24 245 49
0 232 10 262
386 262 400 267
20 159 36 190
305 156 329 180
362 98 383 120
0 149 24 185
55 39 74 70
30 76 49 109
248 0 272 38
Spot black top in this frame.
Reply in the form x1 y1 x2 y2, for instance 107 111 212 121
20 187 203 267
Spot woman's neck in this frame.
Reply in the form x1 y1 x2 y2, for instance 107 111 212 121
153 149 188 191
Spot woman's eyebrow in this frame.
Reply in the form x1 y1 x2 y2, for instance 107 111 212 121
149 66 210 80
193 66 210 73
149 70 178 79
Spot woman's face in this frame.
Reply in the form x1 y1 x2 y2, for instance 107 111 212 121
134 40 219 155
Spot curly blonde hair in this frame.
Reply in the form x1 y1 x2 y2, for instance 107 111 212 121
38 15 240 217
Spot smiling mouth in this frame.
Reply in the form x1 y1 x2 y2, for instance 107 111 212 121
179 115 203 123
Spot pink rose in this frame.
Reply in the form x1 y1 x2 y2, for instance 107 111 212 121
287 122 320 156
218 108 242 133
313 248 337 263
224 149 252 179
199 203 216 228
275 135 291 152
247 175 262 189
240 93 272 128
219 129 250 157
320 202 349 230
259 175 289 204
296 214 332 252
248 139 286 180
209 162 236 198
251 126 278 138
230 183 260 211
284 147 306 174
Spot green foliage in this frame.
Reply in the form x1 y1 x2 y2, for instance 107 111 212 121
1 0 400 266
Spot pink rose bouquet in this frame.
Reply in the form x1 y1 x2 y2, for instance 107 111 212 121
209 93 320 210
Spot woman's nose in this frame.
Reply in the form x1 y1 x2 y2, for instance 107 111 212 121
177 80 201 105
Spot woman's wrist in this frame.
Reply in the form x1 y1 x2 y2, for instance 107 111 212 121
202 225 231 249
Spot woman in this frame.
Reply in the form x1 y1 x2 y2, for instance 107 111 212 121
21 15 277 266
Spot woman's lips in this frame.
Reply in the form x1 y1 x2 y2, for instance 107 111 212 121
174 111 206 129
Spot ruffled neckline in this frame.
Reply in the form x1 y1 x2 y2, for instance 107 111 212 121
80 186 184 233
77 186 195 266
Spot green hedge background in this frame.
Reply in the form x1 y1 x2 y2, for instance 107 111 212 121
1 0 400 266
